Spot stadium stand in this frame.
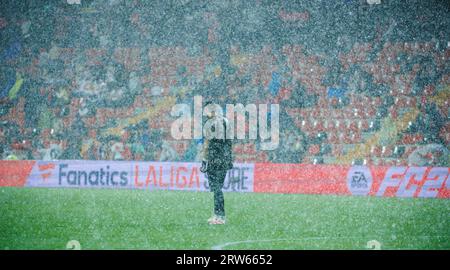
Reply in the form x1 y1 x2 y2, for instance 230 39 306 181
0 0 448 167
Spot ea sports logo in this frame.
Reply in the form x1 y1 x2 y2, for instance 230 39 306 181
347 166 373 196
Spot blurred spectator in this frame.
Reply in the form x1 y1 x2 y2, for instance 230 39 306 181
183 139 204 162
38 140 63 161
129 131 145 160
408 143 449 167
159 140 179 162
110 139 125 160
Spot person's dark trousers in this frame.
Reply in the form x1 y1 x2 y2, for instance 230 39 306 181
207 169 227 218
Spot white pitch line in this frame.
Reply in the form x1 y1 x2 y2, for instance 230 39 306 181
211 235 449 250
212 236 366 250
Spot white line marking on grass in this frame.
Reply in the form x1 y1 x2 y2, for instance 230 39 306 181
366 240 381 250
212 236 364 250
66 240 81 250
211 235 449 250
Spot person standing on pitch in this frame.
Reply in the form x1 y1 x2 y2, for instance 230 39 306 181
200 101 233 225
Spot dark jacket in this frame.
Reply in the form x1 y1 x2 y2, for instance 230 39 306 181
205 117 234 172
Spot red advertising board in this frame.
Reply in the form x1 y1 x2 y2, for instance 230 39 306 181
254 163 350 195
254 163 449 198
0 160 35 187
0 161 448 198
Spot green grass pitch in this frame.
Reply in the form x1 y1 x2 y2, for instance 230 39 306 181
0 187 449 250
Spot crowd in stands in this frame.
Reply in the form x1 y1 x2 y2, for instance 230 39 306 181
0 0 448 166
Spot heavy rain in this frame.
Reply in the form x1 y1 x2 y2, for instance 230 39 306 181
0 0 449 252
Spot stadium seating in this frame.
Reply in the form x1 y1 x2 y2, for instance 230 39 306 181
0 1 448 167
